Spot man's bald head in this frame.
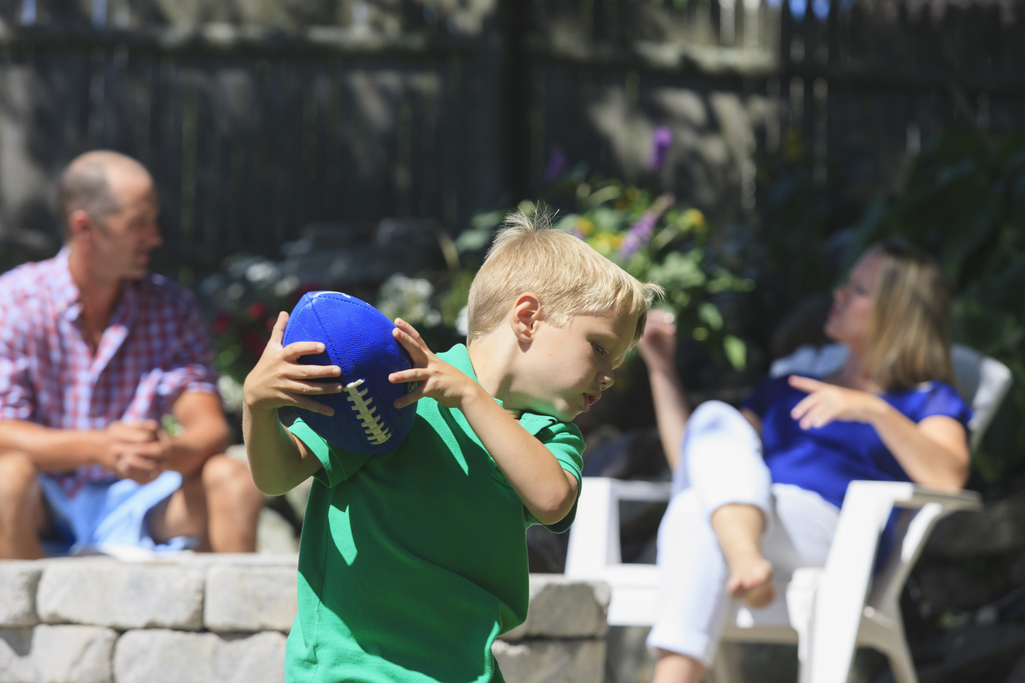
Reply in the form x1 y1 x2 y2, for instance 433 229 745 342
57 150 151 239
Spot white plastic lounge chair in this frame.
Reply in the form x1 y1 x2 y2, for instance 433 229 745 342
564 343 1013 683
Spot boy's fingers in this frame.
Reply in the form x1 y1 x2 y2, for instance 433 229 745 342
285 379 344 396
286 362 341 381
291 396 335 416
392 327 429 364
267 311 289 348
388 368 424 384
393 386 425 410
394 318 430 351
282 341 328 362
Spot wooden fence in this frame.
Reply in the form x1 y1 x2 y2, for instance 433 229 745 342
2 0 1024 273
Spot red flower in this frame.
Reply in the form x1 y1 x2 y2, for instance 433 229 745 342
212 311 231 336
242 330 269 359
246 301 268 321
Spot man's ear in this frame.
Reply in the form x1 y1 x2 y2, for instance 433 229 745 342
511 293 542 343
67 210 92 242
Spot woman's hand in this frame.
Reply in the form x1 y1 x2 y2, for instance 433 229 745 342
788 375 888 429
637 310 677 372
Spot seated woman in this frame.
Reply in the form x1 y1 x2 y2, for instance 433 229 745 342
637 240 972 683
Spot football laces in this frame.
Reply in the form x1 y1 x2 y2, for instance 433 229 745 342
343 379 391 445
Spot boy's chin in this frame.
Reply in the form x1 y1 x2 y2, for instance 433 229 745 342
527 403 577 422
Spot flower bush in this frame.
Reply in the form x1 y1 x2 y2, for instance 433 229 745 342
458 181 754 369
198 254 319 413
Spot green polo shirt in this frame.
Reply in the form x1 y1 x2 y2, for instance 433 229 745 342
284 344 584 683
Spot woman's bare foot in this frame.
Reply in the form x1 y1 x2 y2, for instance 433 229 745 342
709 503 776 608
725 556 775 608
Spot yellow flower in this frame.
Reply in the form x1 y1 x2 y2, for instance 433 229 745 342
616 186 641 211
684 208 706 230
591 232 623 255
577 218 595 236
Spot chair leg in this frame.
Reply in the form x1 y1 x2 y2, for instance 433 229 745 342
707 643 742 683
883 640 918 683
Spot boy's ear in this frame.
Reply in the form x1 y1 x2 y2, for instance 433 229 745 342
511 293 542 343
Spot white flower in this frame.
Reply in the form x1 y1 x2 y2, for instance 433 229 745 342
246 261 280 285
377 274 441 327
218 375 245 413
455 306 468 337
275 275 300 297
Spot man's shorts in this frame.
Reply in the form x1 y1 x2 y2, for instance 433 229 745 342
38 471 198 555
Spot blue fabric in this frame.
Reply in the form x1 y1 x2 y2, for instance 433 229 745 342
38 471 197 554
742 375 972 510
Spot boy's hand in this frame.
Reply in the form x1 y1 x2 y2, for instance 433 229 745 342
243 311 344 416
389 318 478 410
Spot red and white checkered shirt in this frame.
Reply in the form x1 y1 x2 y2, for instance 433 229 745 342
0 249 218 495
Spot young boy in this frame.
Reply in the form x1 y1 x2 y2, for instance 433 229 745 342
243 208 662 683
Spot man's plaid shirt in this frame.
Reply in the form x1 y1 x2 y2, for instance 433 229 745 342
0 249 218 496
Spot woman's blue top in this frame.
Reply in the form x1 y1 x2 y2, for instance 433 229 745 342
742 375 972 509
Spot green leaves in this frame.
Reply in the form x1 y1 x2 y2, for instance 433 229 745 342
466 177 753 371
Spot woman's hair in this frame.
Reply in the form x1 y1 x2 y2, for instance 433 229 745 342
864 239 955 392
466 205 664 345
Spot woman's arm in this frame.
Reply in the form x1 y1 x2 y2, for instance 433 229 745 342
788 376 970 491
637 312 690 471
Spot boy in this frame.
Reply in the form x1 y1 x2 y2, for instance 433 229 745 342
243 208 662 682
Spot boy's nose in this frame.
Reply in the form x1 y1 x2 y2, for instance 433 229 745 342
599 372 614 390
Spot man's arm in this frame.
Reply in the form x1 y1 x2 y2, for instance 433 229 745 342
389 319 576 526
0 395 229 482
160 391 231 477
0 421 115 471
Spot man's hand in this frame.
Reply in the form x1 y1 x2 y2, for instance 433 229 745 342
112 422 172 483
788 375 887 429
91 420 166 484
243 311 345 416
388 318 479 410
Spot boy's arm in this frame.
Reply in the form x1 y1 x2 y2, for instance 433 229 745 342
390 319 576 526
242 312 342 496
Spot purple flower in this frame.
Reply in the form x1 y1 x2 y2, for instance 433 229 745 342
618 213 658 260
618 192 676 260
544 146 568 183
651 126 673 171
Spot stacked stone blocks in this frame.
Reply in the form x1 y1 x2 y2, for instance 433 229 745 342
0 556 608 683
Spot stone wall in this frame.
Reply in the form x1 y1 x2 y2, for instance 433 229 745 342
0 555 609 683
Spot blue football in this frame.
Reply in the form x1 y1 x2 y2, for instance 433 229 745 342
282 291 416 455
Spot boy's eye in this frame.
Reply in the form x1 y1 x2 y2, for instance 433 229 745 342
592 342 608 356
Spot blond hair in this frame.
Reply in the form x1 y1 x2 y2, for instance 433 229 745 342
466 205 663 345
864 239 955 392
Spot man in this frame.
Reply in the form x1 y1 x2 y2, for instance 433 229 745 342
0 150 263 558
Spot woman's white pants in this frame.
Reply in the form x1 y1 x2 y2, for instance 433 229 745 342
645 401 841 666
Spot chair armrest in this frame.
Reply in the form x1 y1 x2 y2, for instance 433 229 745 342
565 477 671 578
803 481 981 683
844 480 981 510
